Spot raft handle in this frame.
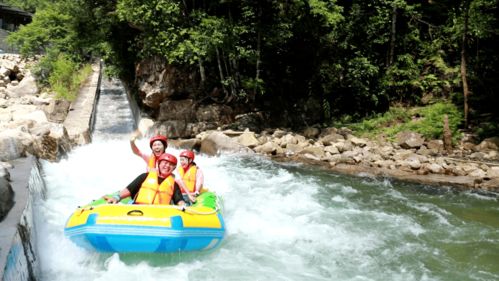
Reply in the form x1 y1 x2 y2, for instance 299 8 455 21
127 210 144 216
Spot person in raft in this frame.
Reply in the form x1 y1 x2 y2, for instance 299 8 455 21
130 130 168 171
105 153 186 206
177 150 205 205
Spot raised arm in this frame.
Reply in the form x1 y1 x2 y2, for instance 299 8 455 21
130 130 142 157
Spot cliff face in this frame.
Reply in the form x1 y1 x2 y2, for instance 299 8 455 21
134 56 234 138
132 56 326 138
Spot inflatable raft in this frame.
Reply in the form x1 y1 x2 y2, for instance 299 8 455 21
64 192 225 253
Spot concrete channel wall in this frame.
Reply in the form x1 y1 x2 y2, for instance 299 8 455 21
1 63 101 281
1 157 42 281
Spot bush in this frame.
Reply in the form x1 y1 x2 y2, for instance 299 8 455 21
346 102 463 142
44 53 92 101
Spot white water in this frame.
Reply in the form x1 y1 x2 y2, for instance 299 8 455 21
34 78 499 281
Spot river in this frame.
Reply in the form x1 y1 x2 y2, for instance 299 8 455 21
34 78 499 281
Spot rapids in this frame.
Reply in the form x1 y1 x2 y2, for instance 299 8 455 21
34 78 499 281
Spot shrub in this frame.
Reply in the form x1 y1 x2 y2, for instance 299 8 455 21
346 102 463 142
47 53 92 101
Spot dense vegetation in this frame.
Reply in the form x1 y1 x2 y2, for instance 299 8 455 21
5 0 499 139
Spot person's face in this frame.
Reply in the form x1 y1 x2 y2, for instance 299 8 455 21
158 160 176 176
151 141 165 156
180 156 190 169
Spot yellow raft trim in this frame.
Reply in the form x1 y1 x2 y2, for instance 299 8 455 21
65 204 222 229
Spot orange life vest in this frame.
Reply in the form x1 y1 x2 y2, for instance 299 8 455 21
178 165 198 193
134 170 175 204
147 154 157 171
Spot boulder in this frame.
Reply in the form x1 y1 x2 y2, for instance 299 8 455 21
135 57 198 109
302 127 320 139
478 178 499 192
397 131 425 149
349 136 367 147
280 133 298 147
5 72 38 98
487 166 499 178
137 118 155 135
271 129 287 138
426 139 444 153
0 128 33 161
0 166 14 221
229 112 266 132
299 146 325 159
158 99 195 121
285 143 304 155
199 131 252 155
319 133 344 145
45 99 71 123
0 180 14 221
170 138 200 150
238 131 260 148
31 123 71 161
478 137 499 151
254 141 282 155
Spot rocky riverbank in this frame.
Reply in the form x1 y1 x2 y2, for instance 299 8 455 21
0 54 94 221
169 127 499 194
0 54 73 162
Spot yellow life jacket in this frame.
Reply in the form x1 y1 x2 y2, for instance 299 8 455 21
178 165 197 193
134 170 175 204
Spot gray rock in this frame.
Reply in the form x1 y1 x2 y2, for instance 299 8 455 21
0 167 14 221
397 131 425 149
478 137 499 151
319 133 345 145
200 131 252 155
238 131 260 148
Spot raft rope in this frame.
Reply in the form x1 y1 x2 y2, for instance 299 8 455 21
154 197 221 215
184 207 219 215
80 194 222 215
184 194 222 215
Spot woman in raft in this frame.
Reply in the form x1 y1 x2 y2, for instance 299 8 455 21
177 150 205 205
130 130 168 172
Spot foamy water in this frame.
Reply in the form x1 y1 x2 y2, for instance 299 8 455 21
33 77 499 281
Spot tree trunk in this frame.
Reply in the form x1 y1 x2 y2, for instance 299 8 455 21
388 5 397 66
221 49 236 97
461 0 470 128
198 58 205 84
443 114 453 153
255 6 262 98
230 58 240 90
215 47 227 95
255 29 262 95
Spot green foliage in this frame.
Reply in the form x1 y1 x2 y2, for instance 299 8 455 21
346 102 463 141
47 53 91 101
346 56 381 100
5 0 497 136
6 5 77 56
32 49 59 86
382 54 422 104
308 0 344 27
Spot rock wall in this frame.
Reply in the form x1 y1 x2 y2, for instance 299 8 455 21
0 165 14 221
1 157 41 281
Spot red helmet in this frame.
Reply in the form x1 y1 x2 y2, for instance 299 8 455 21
157 153 177 165
149 135 168 148
180 150 195 161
